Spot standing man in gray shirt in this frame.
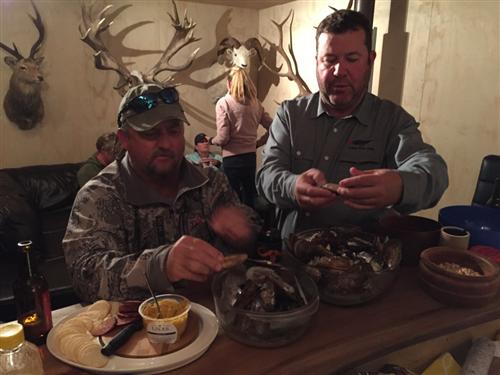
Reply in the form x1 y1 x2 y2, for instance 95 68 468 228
256 9 448 239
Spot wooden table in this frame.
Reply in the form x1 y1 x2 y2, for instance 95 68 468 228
41 267 500 375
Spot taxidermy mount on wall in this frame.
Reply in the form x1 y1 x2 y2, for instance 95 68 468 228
80 0 200 96
217 37 262 71
0 0 45 130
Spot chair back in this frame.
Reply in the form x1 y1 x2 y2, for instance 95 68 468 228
472 155 500 205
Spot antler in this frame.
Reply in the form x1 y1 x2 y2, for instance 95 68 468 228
217 37 241 57
244 38 263 66
0 41 23 61
260 10 311 97
329 0 354 12
28 0 45 58
0 0 44 61
145 0 201 82
79 2 134 92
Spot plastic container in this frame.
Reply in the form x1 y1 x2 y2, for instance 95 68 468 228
439 205 500 248
138 294 191 344
212 266 319 347
0 322 44 375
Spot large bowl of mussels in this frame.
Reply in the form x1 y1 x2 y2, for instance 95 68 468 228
285 226 402 306
212 264 319 347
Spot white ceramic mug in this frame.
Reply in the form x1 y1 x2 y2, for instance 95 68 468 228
439 226 470 250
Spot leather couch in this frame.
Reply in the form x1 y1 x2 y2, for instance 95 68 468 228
0 163 82 321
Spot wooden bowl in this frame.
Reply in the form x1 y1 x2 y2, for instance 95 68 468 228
419 246 500 307
378 215 441 266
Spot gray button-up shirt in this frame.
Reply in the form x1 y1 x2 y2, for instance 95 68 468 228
256 92 448 239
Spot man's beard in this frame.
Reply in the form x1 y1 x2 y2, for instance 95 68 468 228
320 75 371 114
145 150 179 178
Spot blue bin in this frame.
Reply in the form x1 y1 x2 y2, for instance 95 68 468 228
438 205 500 248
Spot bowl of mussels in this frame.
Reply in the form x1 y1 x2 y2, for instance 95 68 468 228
212 264 319 347
285 226 402 306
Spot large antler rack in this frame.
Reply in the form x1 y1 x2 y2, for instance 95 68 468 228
79 2 135 93
144 0 201 82
260 10 311 97
79 0 201 95
0 0 45 61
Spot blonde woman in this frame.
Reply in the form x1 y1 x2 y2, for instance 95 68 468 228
209 68 272 208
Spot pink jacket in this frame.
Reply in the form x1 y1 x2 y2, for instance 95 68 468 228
212 93 273 158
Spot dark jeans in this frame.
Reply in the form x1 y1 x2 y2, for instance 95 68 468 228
222 152 257 208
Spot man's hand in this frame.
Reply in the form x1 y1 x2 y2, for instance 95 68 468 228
294 168 338 209
337 167 403 209
166 235 224 282
209 205 256 250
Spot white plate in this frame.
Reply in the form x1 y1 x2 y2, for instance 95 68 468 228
47 303 219 374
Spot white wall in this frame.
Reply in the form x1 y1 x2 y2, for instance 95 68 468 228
0 0 260 167
1 0 499 221
258 0 500 220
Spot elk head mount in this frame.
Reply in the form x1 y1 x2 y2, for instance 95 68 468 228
0 0 45 130
79 0 201 96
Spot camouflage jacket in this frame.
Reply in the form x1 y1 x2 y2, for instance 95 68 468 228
63 155 248 303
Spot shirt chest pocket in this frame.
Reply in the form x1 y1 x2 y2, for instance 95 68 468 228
291 147 315 174
339 145 384 167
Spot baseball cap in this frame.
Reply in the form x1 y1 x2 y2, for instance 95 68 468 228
194 133 208 145
117 83 190 131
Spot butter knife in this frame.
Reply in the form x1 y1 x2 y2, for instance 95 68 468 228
101 318 143 356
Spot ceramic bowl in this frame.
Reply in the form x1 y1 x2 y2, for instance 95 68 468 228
439 205 500 248
419 246 500 307
377 215 442 266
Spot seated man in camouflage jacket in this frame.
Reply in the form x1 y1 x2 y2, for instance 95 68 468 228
63 84 257 303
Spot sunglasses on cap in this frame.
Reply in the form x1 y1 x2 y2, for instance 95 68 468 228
118 87 180 127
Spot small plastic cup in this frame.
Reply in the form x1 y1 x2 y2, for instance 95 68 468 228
138 294 191 344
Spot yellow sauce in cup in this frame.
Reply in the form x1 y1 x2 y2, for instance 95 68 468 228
139 295 191 343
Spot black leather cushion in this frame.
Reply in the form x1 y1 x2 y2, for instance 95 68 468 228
0 163 82 321
0 172 40 255
0 163 81 257
472 155 500 205
4 163 81 211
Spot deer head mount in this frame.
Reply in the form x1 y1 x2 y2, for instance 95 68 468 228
217 37 262 70
260 10 311 98
0 0 45 130
79 0 201 96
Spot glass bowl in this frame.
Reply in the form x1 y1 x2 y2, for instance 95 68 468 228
285 226 401 306
212 265 319 348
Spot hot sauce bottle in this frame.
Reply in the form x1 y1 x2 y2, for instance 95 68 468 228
12 240 52 345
